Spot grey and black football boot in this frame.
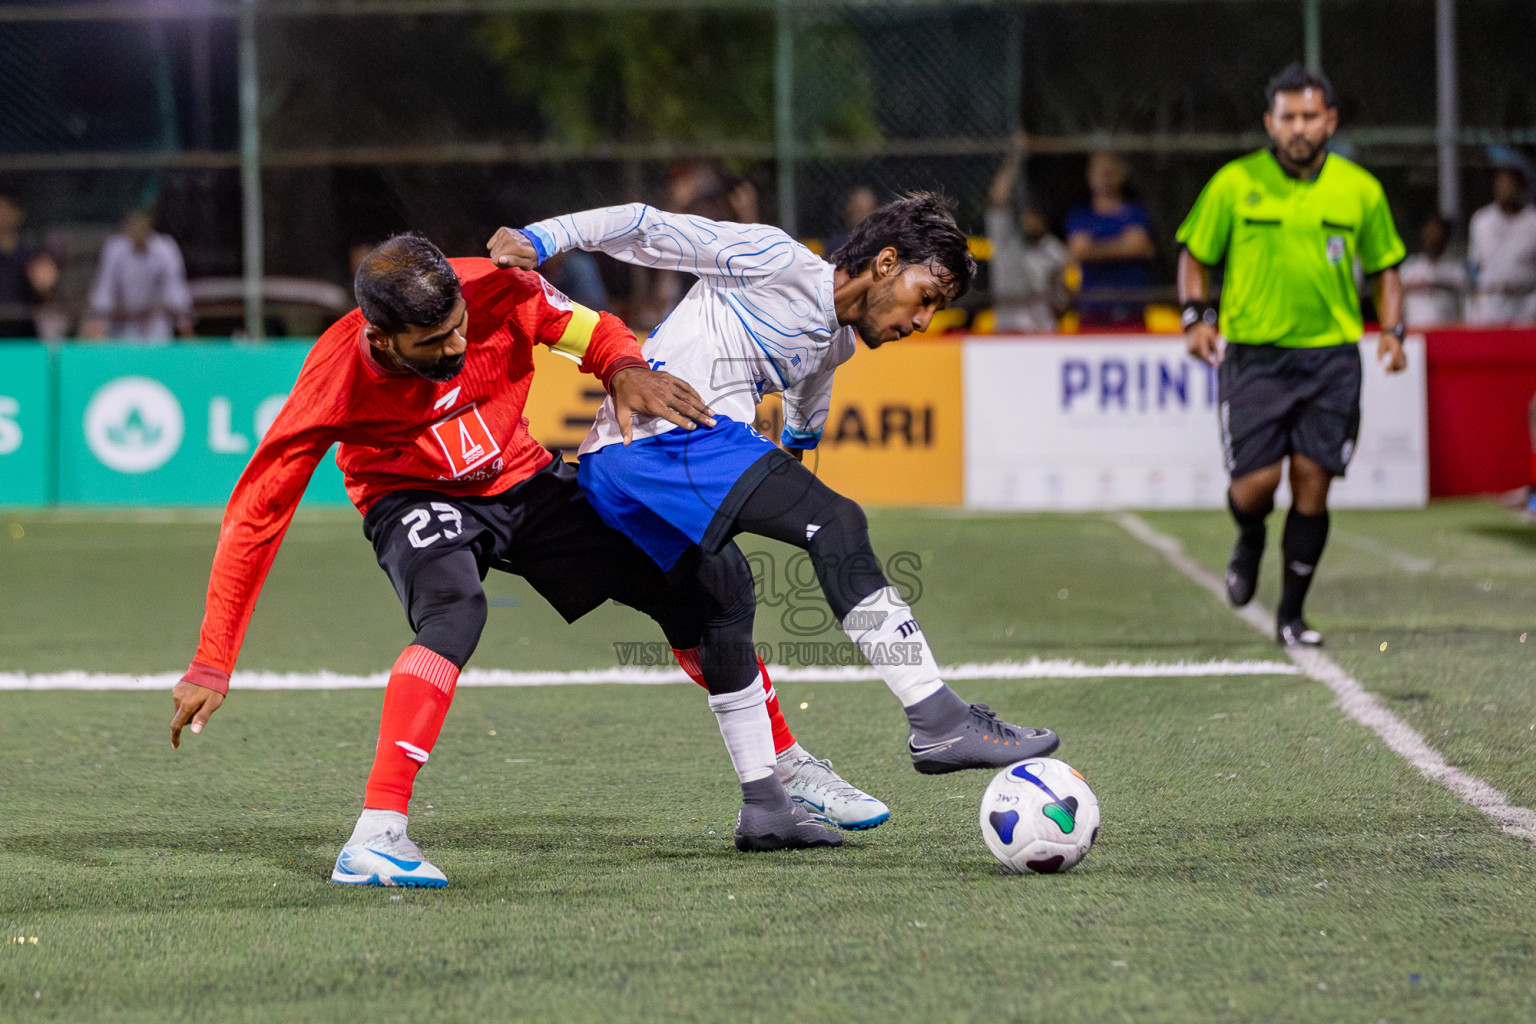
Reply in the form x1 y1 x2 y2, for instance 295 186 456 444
906 687 1059 775
734 799 845 852
733 776 843 851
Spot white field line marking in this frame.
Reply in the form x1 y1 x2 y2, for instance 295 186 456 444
1115 511 1536 848
0 658 1297 692
1333 529 1436 574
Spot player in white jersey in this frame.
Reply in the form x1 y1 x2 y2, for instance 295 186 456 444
488 194 1059 786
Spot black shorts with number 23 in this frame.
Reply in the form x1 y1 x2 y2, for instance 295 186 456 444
1217 341 1362 479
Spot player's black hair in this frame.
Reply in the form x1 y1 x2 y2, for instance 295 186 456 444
830 191 977 298
355 232 461 335
1265 62 1335 109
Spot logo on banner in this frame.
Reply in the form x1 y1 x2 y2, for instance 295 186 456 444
428 403 501 478
84 376 185 473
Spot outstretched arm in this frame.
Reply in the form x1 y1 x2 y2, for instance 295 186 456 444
491 204 798 281
989 131 1028 210
171 364 341 747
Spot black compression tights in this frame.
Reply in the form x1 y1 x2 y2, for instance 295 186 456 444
405 550 488 668
691 457 890 695
735 456 889 621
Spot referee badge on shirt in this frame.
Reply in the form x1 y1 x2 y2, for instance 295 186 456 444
427 403 502 478
1326 234 1346 266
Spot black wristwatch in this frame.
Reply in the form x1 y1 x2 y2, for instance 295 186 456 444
1180 301 1218 331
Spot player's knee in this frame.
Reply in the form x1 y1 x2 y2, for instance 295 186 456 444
808 494 869 557
409 559 487 666
808 496 889 620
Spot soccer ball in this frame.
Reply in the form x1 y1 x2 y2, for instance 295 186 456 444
979 758 1100 874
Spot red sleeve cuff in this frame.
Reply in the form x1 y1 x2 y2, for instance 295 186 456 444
598 356 650 393
182 661 231 696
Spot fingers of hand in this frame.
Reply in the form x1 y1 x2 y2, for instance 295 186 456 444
170 702 191 747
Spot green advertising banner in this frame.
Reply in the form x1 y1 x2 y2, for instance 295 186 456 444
0 344 52 505
56 342 349 506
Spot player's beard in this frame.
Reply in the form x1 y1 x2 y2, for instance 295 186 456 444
853 277 909 350
400 349 467 382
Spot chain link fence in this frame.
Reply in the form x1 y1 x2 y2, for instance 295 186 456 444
2 0 1534 335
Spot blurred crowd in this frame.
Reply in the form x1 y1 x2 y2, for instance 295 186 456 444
3 144 1535 341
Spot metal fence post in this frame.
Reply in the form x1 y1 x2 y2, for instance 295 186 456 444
239 0 264 341
1435 0 1460 221
774 0 797 236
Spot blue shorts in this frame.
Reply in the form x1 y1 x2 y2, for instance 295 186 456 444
577 417 782 571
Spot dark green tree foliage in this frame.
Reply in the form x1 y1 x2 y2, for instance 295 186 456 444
478 11 879 146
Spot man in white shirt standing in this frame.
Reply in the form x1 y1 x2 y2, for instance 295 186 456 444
1467 160 1536 326
489 195 1059 794
1400 215 1468 328
84 209 195 341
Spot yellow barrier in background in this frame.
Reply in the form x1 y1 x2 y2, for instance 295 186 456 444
521 337 964 506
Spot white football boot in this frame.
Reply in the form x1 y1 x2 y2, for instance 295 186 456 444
331 810 447 888
776 745 891 831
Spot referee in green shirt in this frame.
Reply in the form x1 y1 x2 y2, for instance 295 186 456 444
1177 63 1407 647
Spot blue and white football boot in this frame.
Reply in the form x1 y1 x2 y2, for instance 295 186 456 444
776 744 891 831
331 811 447 888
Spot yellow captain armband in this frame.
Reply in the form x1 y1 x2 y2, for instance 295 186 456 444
551 303 601 363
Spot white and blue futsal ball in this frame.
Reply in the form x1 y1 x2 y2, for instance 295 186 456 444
979 758 1100 874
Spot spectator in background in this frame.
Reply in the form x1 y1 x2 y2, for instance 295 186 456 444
986 133 1069 332
0 187 60 339
541 250 610 312
826 185 879 257
83 209 194 341
1066 151 1155 327
639 162 762 328
1467 154 1536 326
1400 215 1467 327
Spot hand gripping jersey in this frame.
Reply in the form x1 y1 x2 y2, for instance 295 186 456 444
521 204 858 454
183 258 646 691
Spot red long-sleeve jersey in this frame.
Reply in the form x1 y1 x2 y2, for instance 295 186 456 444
183 258 647 693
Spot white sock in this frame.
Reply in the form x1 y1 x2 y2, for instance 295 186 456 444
707 685 776 784
842 585 945 708
348 808 406 845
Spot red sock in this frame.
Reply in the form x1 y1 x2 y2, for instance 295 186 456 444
672 647 797 755
363 645 460 814
757 656 796 755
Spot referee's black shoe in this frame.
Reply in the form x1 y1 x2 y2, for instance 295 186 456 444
1224 537 1264 607
1276 617 1324 648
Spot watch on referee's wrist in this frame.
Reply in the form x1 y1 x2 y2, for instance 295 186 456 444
1180 301 1218 332
1384 323 1406 342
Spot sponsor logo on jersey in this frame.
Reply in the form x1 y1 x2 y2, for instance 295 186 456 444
538 276 574 312
427 403 502 478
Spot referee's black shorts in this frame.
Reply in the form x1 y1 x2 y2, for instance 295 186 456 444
1217 342 1362 479
363 456 707 649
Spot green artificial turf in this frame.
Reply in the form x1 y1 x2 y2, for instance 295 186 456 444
2 503 1534 1022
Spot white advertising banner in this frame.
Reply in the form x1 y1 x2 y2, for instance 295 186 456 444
963 334 1427 510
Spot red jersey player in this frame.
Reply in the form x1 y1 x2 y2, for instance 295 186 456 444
169 234 871 886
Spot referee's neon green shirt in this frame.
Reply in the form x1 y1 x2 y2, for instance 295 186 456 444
1176 149 1405 347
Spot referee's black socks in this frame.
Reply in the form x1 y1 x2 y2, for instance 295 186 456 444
1228 492 1273 549
1277 509 1330 622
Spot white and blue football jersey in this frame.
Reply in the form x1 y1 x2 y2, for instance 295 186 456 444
522 204 858 455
